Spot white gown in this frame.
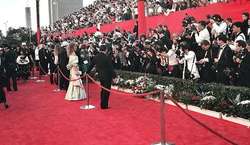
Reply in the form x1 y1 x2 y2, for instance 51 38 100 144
65 54 86 101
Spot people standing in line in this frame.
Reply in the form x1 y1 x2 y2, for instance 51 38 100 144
4 47 18 91
65 43 86 101
0 47 9 109
88 45 116 109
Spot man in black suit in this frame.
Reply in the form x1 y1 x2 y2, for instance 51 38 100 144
214 34 234 85
197 40 216 83
58 41 69 90
88 45 116 109
238 40 250 87
4 47 18 91
38 44 49 75
0 47 9 109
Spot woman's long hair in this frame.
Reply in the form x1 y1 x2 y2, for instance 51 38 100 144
54 44 60 56
67 43 76 56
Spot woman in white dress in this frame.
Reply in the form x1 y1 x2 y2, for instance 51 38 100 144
65 43 86 101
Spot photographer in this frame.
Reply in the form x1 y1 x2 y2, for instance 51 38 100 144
179 41 200 81
194 21 211 45
197 40 216 83
233 40 249 87
210 14 227 38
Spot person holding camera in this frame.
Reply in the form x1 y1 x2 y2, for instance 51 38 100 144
179 41 200 81
197 40 216 83
232 40 249 87
195 21 211 45
210 14 227 38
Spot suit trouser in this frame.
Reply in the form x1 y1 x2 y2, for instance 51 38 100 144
100 77 112 108
0 87 6 103
6 71 17 91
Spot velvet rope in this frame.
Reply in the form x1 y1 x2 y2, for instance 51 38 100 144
168 97 238 145
58 67 86 82
86 74 161 97
38 63 58 76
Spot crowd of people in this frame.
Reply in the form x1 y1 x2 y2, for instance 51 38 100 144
1 0 249 109
41 0 229 35
1 12 250 91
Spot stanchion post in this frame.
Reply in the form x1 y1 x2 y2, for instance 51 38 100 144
152 91 174 145
80 74 95 110
29 64 37 80
35 63 45 83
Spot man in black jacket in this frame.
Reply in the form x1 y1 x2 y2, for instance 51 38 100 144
4 47 18 91
238 40 250 87
88 45 116 109
214 34 234 85
0 47 9 109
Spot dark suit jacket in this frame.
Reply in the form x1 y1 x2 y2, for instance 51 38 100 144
88 52 115 81
239 52 250 87
217 45 234 71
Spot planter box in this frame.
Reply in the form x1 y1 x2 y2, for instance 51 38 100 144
112 85 250 127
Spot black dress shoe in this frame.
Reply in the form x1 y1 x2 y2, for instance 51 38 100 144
101 106 109 109
4 103 9 109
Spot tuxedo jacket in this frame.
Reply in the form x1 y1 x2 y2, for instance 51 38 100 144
217 45 234 71
88 52 115 80
239 52 250 87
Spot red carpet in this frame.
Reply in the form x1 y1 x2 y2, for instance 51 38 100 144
0 78 249 145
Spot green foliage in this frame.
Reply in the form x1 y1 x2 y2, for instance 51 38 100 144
115 70 250 120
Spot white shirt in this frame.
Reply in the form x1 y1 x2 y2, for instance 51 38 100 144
212 21 227 37
167 49 178 65
35 47 40 61
181 51 200 79
195 28 210 45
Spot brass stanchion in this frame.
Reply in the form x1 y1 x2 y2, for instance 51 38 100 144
152 91 175 145
35 63 45 83
80 75 95 110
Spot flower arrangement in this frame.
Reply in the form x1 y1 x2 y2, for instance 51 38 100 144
131 76 156 94
155 84 174 97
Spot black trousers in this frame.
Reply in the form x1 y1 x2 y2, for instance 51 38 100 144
6 70 17 91
59 67 69 90
0 87 6 103
100 77 112 108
